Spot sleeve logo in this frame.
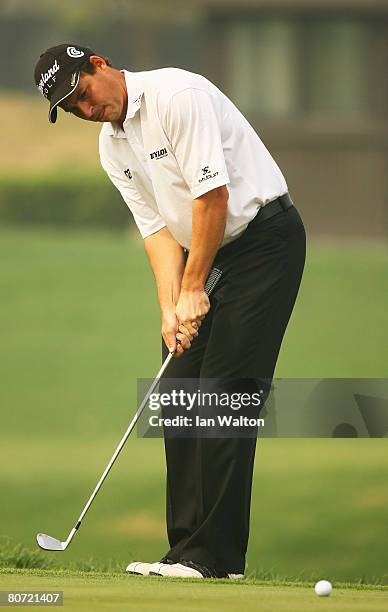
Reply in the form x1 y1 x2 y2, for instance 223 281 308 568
199 165 219 183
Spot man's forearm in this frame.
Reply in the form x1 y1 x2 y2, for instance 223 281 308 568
144 227 185 312
181 186 228 291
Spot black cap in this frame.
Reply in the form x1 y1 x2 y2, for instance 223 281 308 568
34 44 95 123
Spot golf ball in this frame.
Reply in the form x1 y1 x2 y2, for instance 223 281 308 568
314 580 332 597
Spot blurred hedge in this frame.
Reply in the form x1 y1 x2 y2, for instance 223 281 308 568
0 173 132 229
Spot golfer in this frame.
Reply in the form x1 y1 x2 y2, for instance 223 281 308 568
34 44 306 579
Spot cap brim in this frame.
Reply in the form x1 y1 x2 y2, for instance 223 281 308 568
48 71 80 124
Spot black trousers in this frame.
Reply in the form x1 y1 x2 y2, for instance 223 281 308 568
160 203 306 574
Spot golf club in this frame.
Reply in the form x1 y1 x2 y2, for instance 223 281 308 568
37 266 222 551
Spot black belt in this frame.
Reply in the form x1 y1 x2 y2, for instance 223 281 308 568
256 192 294 224
185 193 294 261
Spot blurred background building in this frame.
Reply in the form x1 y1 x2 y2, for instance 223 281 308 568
1 0 387 238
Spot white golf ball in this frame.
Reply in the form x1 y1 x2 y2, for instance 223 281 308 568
314 580 332 597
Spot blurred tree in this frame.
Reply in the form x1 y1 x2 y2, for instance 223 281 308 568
0 0 203 92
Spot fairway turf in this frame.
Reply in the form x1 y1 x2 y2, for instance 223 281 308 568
0 569 387 612
1 228 388 589
1 437 388 583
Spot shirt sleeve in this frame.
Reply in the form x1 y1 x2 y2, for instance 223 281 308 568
99 159 166 239
163 88 230 199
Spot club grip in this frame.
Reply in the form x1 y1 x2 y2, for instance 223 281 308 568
175 266 222 347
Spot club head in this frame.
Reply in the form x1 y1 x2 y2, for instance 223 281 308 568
37 533 66 551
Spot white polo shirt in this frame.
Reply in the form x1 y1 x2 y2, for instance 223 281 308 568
99 68 288 249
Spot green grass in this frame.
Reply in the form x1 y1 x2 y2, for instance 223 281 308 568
277 239 388 377
0 569 387 612
1 437 388 583
0 227 388 592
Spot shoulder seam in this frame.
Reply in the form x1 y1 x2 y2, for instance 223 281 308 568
168 86 210 102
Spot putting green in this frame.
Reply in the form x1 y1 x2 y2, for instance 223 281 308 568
0 570 387 612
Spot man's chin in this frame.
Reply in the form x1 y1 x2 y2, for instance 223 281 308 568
97 107 110 122
103 111 116 123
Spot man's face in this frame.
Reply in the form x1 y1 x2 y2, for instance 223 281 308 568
61 57 127 123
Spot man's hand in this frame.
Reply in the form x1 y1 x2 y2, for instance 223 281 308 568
162 308 200 357
175 289 210 326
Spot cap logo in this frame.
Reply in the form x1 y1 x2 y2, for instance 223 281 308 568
37 59 60 99
67 46 85 58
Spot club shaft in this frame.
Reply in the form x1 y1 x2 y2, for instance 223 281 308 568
73 351 174 531
63 266 222 543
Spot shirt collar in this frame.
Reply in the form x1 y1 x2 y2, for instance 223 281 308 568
104 70 144 138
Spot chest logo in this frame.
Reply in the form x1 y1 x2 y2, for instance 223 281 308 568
124 168 132 180
150 147 168 160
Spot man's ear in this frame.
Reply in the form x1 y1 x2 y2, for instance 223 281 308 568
89 55 107 70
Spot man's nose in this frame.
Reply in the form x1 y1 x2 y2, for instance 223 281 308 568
78 100 95 120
